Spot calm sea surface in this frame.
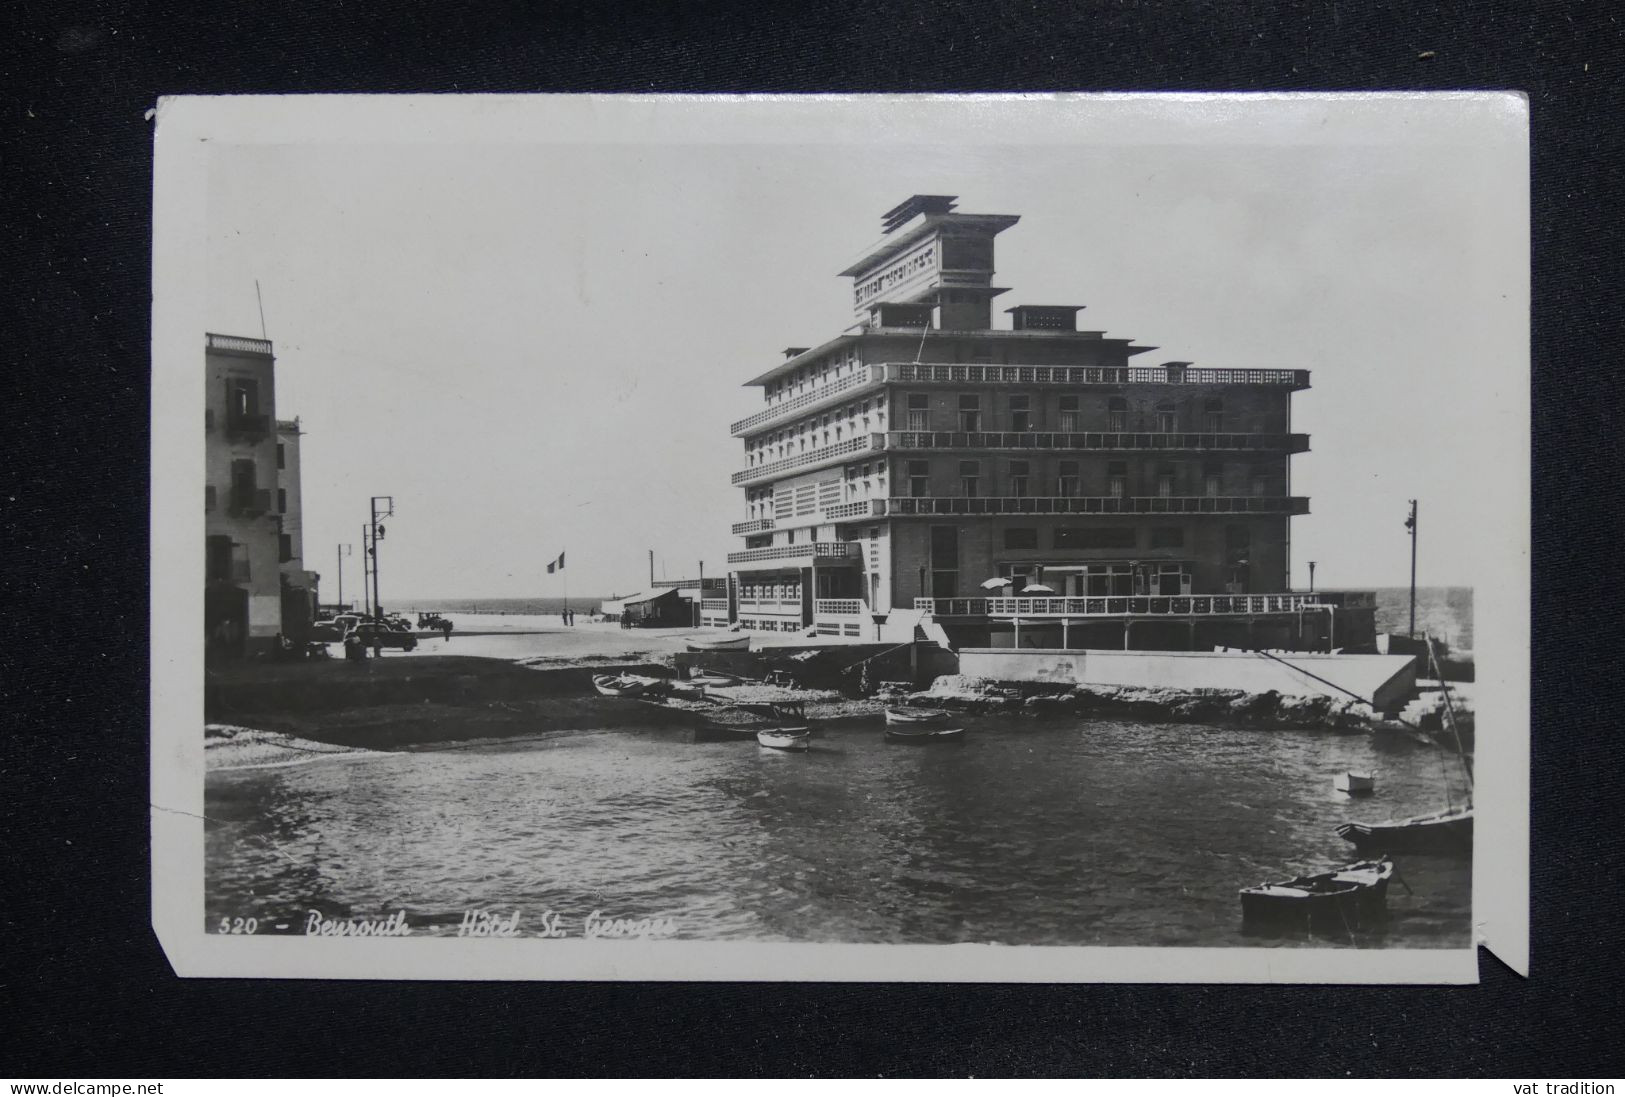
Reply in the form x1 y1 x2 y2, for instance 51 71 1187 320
206 715 1472 948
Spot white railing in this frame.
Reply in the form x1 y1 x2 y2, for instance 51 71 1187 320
885 495 1309 516
886 431 1308 452
881 363 1308 387
726 542 863 565
823 498 889 521
731 518 775 535
814 599 867 616
206 333 273 355
731 366 886 435
915 594 1332 617
732 434 885 485
700 599 729 611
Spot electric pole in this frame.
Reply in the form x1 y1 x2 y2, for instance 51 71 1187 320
1405 499 1418 638
361 524 372 616
336 543 351 610
370 496 394 621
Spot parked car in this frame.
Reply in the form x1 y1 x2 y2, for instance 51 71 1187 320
310 613 365 643
347 621 418 652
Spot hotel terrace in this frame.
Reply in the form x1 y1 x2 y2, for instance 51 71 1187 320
715 196 1375 651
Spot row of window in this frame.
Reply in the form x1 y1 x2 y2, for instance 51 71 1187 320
902 459 1279 499
744 399 887 464
906 393 1227 434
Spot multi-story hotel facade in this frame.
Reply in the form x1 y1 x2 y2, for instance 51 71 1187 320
723 196 1374 652
204 333 319 656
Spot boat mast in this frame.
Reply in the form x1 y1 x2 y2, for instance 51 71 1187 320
1406 499 1418 637
1427 633 1472 788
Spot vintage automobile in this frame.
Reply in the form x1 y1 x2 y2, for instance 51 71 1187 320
309 613 365 642
346 620 418 652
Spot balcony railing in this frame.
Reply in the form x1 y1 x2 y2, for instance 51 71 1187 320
732 433 885 485
726 542 863 567
223 412 271 439
229 488 273 516
731 366 886 436
700 598 730 611
916 593 1332 617
886 431 1308 453
885 495 1309 516
823 498 889 521
881 363 1309 388
814 599 868 616
731 518 775 535
207 333 274 356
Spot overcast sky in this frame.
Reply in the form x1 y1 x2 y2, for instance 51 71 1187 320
201 96 1526 600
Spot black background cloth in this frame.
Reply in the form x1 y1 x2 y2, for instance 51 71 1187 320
4 0 1623 1078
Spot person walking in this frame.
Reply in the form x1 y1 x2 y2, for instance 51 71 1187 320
441 618 453 642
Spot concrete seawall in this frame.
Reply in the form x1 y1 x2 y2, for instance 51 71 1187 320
956 648 1417 712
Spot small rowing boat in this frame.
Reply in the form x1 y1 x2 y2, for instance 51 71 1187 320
591 674 646 698
884 725 965 744
1333 770 1375 796
756 727 812 752
1239 858 1394 931
688 671 744 688
884 707 953 727
686 635 751 653
1336 803 1473 855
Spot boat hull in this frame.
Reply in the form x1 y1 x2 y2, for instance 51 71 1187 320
1336 805 1473 855
884 726 966 744
591 675 646 698
686 636 750 653
1240 859 1394 932
756 727 811 752
1334 771 1375 796
884 708 953 727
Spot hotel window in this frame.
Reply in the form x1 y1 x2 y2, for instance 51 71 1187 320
1156 400 1177 433
1107 460 1127 499
958 394 981 432
1156 463 1176 498
1151 526 1185 549
1009 394 1032 432
1004 527 1038 549
279 534 293 564
276 443 286 470
1108 397 1128 432
930 525 959 598
1057 460 1080 496
959 459 981 498
1204 397 1224 432
1204 460 1223 497
206 535 232 584
1058 395 1080 432
908 459 931 498
1009 460 1031 498
277 488 287 514
1086 563 1136 596
906 393 930 432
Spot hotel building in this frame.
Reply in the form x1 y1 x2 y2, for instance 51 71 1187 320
722 195 1373 651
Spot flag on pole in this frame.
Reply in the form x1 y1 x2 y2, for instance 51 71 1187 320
547 551 565 574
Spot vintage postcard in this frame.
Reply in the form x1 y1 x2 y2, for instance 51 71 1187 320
151 93 1529 981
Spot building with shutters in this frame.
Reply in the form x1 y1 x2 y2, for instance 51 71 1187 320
724 195 1375 652
204 333 318 656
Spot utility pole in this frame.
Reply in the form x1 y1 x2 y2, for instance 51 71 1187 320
649 549 654 588
695 560 703 627
370 495 394 621
336 543 351 610
361 524 373 616
1405 499 1418 638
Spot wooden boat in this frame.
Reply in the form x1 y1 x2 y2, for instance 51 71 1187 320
591 674 646 698
1336 803 1473 854
884 724 966 744
686 634 751 653
688 671 744 688
1333 770 1376 796
756 727 812 752
1239 858 1394 931
884 707 953 727
690 724 763 743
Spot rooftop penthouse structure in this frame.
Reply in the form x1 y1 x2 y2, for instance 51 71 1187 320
720 196 1372 651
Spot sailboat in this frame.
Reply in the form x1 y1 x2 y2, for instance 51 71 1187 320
1337 635 1473 856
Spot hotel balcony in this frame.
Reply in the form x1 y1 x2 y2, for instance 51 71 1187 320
881 362 1310 389
822 498 889 521
731 518 775 535
730 365 887 436
915 593 1330 618
885 495 1309 517
886 431 1309 454
223 412 272 441
732 433 886 486
729 362 1310 439
207 333 274 356
726 542 863 570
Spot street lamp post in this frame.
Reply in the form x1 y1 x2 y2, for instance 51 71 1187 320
1405 500 1418 638
1308 560 1316 593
